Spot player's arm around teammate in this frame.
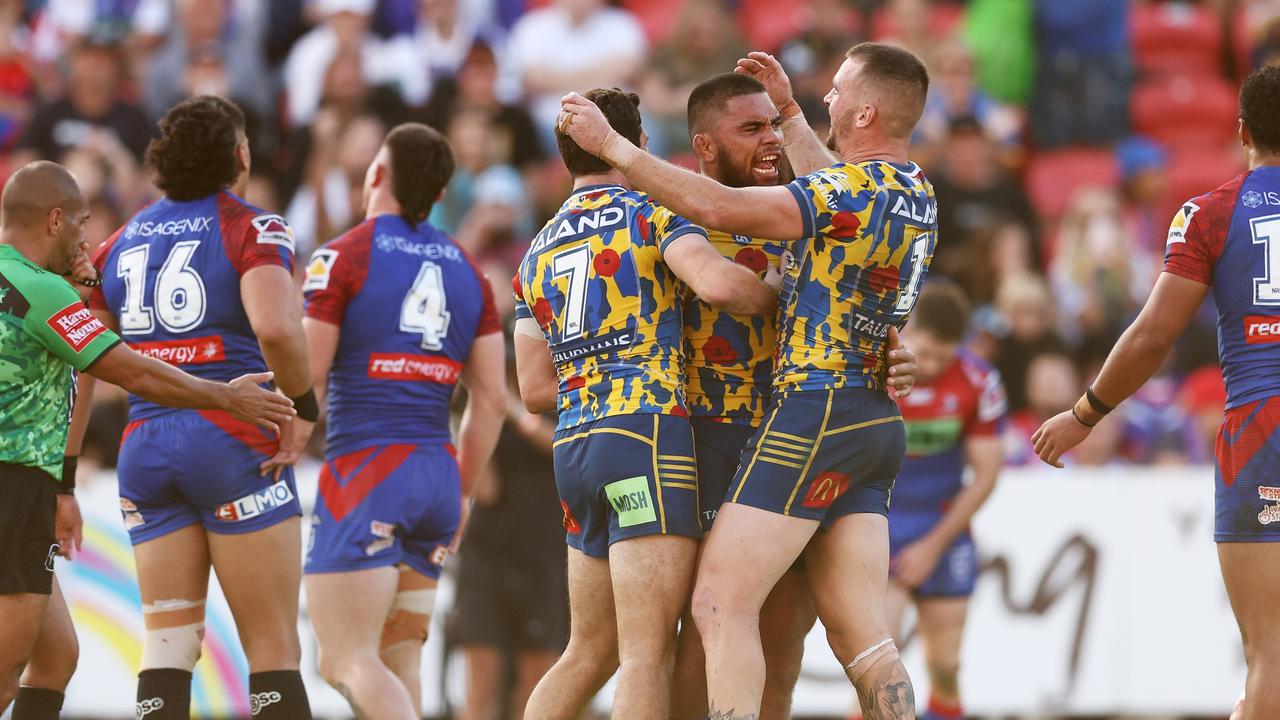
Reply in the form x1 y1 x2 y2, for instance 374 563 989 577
561 46 934 718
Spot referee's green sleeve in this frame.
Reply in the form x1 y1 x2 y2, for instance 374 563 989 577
22 275 122 371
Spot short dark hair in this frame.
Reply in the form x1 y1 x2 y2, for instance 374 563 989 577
384 122 455 225
557 88 643 177
910 278 971 342
1241 63 1280 154
146 95 245 201
687 73 769 137
846 42 930 137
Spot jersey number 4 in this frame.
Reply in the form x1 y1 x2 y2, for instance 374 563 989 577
117 241 207 335
401 261 452 350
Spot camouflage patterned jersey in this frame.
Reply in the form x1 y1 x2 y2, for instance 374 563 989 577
514 184 706 431
0 244 121 481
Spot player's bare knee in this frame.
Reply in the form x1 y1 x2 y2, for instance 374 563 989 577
241 628 301 672
562 639 618 684
691 583 748 641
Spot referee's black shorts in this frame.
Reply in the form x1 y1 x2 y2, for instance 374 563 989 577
0 462 59 595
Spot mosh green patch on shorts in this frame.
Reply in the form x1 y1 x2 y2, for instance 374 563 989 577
605 476 657 527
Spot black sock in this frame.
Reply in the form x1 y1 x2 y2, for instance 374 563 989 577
12 686 64 719
136 668 192 720
248 670 311 719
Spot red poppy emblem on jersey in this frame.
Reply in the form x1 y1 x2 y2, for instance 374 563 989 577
702 335 738 363
734 247 768 274
532 298 553 329
511 273 524 301
594 249 621 277
565 375 586 390
561 500 582 534
830 211 861 238
670 405 688 418
637 218 651 242
867 265 900 294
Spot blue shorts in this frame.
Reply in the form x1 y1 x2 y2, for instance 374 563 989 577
552 413 701 559
1216 395 1280 542
889 526 978 598
117 410 301 545
692 418 756 532
727 388 905 526
305 443 460 580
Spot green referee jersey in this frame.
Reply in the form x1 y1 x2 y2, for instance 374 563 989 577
0 244 121 482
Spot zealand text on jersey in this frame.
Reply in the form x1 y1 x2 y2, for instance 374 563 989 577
529 207 626 256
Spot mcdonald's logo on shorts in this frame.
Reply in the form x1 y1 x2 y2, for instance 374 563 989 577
802 471 850 509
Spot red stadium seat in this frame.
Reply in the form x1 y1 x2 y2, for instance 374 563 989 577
738 0 805 52
622 0 688 45
1131 2 1223 76
1024 147 1119 220
1131 73 1239 149
1166 146 1247 208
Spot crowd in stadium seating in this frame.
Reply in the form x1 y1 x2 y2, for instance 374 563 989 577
8 0 1263 474
7 0 1275 712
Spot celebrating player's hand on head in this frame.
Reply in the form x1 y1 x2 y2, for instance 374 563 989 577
885 325 918 398
558 92 618 158
224 371 296 433
1031 410 1092 468
735 52 798 116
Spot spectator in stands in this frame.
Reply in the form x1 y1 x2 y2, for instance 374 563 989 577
1050 187 1149 346
282 0 424 127
994 273 1068 413
1119 374 1200 465
1004 350 1082 465
507 0 646 142
419 40 544 173
914 38 1020 165
930 115 1040 287
778 0 866 135
1117 135 1172 269
145 0 275 120
285 110 386 254
454 361 569 720
29 0 168 77
1179 365 1227 461
15 38 152 164
402 0 506 99
640 0 748 156
430 108 528 238
0 0 31 155
1030 0 1132 148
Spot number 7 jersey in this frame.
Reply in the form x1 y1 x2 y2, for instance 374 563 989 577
304 214 500 455
514 184 707 431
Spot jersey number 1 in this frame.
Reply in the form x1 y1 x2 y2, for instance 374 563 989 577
402 261 452 350
117 241 207 335
1252 214 1280 305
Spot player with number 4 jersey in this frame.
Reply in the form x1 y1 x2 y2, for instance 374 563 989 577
302 123 506 720
1032 65 1280 719
85 96 316 720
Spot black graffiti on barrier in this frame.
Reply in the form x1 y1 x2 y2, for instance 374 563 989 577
798 533 1099 703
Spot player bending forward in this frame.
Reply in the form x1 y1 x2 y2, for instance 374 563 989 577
85 96 315 720
887 280 1004 720
1034 64 1280 720
560 42 935 718
302 123 506 720
515 88 778 720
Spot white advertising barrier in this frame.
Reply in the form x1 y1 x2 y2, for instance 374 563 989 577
41 466 1245 718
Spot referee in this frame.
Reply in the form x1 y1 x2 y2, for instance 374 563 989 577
0 161 295 718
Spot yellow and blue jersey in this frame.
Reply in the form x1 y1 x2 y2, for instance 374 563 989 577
778 161 938 393
514 184 706 431
683 230 784 426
